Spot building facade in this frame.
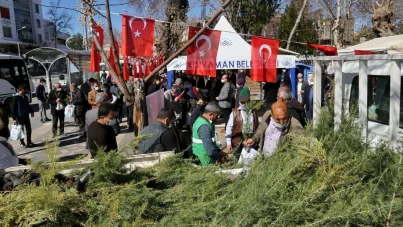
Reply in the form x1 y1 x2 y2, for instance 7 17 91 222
0 0 69 53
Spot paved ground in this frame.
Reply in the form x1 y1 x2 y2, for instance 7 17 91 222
9 98 137 162
9 98 229 163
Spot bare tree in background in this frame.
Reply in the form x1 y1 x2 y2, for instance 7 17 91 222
311 0 357 48
45 0 73 48
355 0 397 37
286 0 308 49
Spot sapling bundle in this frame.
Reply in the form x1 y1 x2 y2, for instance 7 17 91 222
0 105 402 226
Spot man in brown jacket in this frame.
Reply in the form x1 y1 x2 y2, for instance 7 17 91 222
244 101 303 156
225 94 258 154
88 80 101 108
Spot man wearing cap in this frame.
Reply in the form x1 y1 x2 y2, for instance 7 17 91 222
192 101 226 166
225 94 258 154
234 77 250 108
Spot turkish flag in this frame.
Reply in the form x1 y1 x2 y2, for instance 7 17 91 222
354 50 376 55
307 44 338 56
138 58 143 78
121 14 155 57
90 23 104 72
251 37 279 83
132 58 138 78
186 26 221 77
123 56 129 81
109 41 120 74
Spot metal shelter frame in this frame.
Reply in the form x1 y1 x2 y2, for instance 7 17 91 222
24 47 90 92
313 54 403 149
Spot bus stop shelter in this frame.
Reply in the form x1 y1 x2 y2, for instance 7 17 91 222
25 47 93 91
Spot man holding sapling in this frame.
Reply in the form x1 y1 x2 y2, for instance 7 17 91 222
244 101 303 157
192 101 227 166
225 93 258 155
277 86 307 127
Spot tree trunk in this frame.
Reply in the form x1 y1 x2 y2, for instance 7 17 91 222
105 0 122 77
332 0 342 48
90 25 132 102
145 0 235 81
286 0 308 50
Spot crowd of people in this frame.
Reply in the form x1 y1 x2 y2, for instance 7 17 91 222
0 68 333 165
138 69 333 166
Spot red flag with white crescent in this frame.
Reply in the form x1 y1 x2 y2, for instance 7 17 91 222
123 56 129 81
307 43 338 56
354 50 376 55
121 14 155 57
109 40 120 74
251 37 279 82
186 26 221 77
138 58 143 78
90 23 104 72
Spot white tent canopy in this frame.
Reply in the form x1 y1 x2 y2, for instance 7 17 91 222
167 16 298 72
338 34 403 55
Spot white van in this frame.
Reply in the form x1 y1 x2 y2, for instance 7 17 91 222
0 54 33 103
312 54 403 149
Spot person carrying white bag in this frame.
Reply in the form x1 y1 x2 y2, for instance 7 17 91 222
10 84 35 148
48 83 68 138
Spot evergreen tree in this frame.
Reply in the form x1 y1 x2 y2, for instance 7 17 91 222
278 0 318 54
161 0 189 58
223 0 278 35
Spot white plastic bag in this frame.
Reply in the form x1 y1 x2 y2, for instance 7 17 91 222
9 125 25 141
238 147 259 172
64 104 75 118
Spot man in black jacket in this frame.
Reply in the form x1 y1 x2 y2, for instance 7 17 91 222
48 83 68 137
277 86 307 127
10 84 35 148
138 108 181 154
35 79 50 123
69 83 86 138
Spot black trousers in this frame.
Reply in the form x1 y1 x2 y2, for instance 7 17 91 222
52 110 65 135
221 108 232 128
77 115 85 135
127 106 134 128
17 114 32 145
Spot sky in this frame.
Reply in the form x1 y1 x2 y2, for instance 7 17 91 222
41 0 205 36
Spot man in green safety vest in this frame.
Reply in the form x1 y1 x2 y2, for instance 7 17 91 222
192 101 226 165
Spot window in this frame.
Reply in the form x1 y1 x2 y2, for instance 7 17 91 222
36 19 41 28
45 31 50 40
38 34 42 43
349 75 403 127
0 67 11 79
35 4 39 13
2 26 12 38
0 7 10 19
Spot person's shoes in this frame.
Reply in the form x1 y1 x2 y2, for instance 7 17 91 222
40 119 44 123
20 143 27 148
45 118 51 121
27 143 36 148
